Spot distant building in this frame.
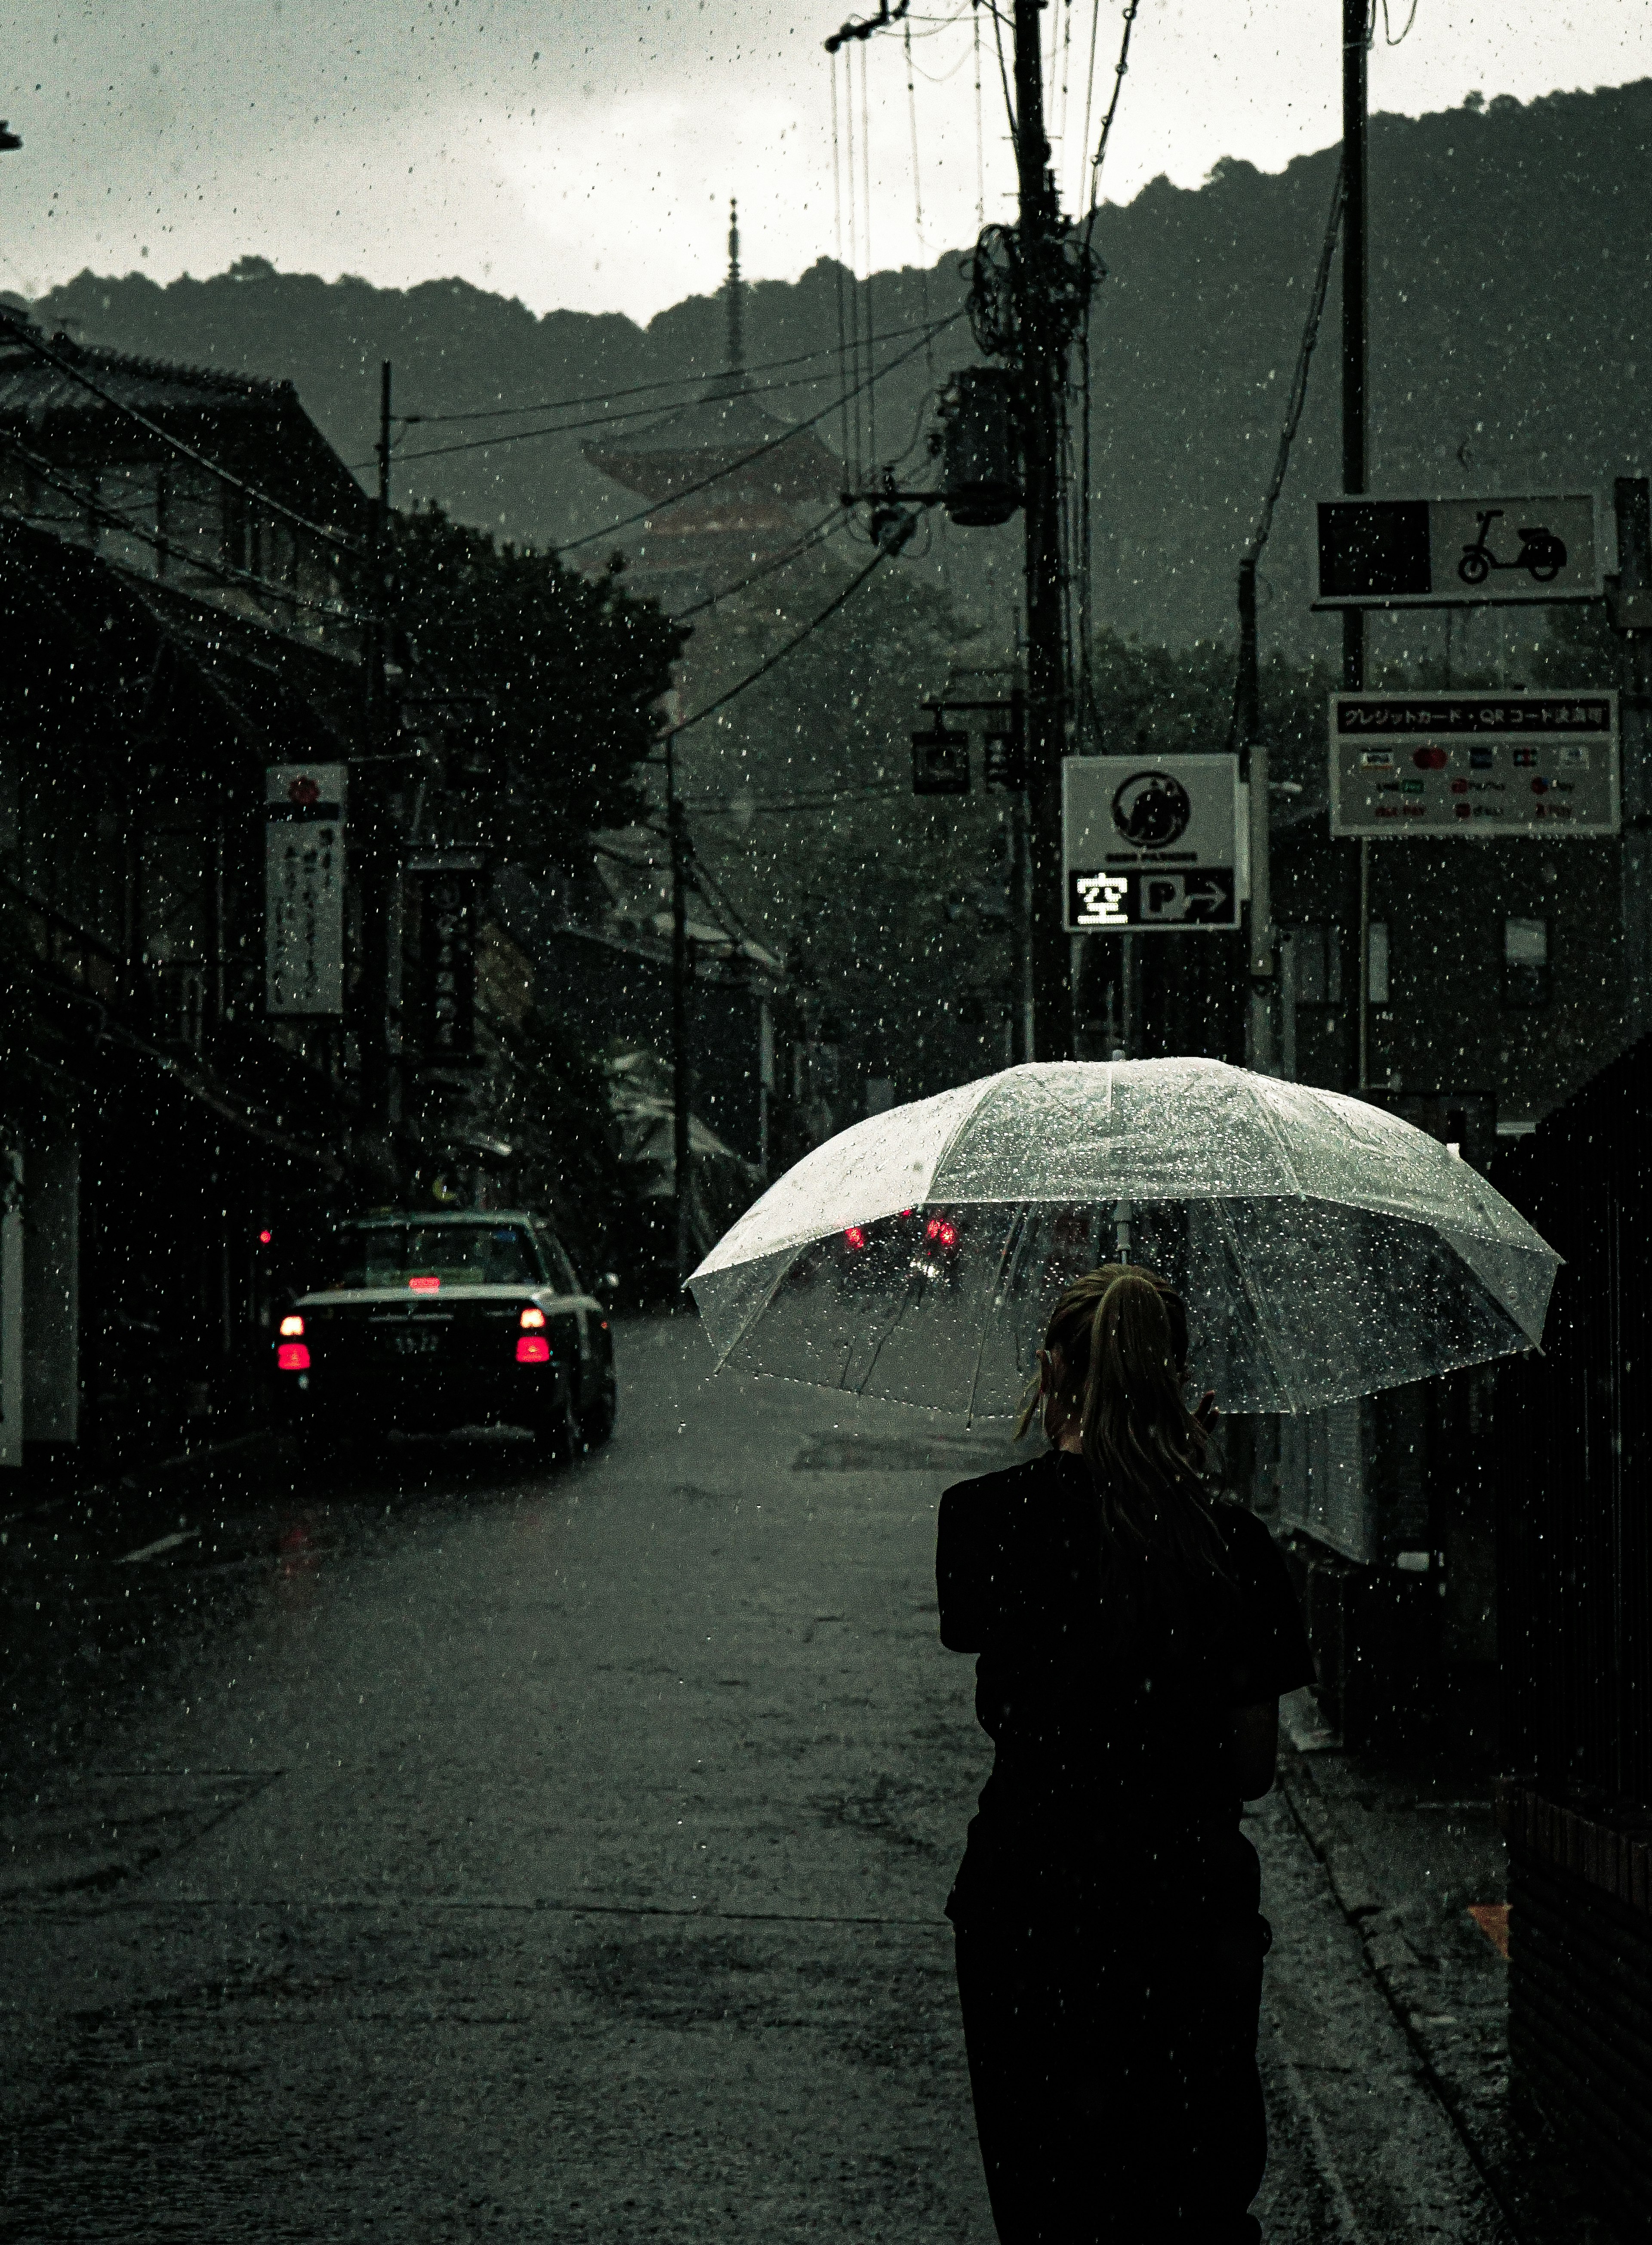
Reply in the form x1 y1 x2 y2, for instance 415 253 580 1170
581 205 841 617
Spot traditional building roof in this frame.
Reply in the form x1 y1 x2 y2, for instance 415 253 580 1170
0 320 371 534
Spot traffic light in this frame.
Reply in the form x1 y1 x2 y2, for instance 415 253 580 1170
911 722 970 796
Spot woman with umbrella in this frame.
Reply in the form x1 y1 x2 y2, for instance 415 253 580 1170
937 1261 1313 2242
690 1058 1558 2235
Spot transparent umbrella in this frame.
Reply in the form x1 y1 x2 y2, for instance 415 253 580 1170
687 1059 1560 1419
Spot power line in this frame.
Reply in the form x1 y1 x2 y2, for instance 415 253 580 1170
663 547 888 745
375 357 916 473
673 508 848 621
0 312 367 559
0 434 367 623
392 318 955 431
557 314 962 558
1242 157 1347 566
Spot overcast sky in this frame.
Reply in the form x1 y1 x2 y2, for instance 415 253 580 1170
4 1 1649 322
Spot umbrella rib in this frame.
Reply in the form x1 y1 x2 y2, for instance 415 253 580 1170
1246 1084 1310 1200
1212 1198 1300 1414
963 1205 1026 1430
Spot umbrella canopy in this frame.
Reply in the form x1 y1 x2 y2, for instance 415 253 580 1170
687 1059 1560 1419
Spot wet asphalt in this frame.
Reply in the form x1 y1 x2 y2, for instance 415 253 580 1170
2 1314 1532 2241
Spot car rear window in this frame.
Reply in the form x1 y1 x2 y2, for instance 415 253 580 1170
323 1224 545 1291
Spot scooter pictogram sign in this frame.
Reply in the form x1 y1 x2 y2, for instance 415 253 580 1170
1316 492 1600 608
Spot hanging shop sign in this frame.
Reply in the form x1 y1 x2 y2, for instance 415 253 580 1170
1316 493 1602 608
407 851 487 1065
265 764 346 1015
1063 755 1243 932
1328 692 1620 838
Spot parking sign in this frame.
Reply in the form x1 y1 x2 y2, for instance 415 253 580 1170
1063 756 1242 932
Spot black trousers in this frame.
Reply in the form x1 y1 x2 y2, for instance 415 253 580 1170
953 1893 1269 2244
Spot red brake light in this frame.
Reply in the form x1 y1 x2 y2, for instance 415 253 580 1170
516 1334 551 1364
408 1275 441 1294
258 1229 273 1246
938 1221 957 1248
926 1218 940 1240
843 1226 865 1250
277 1342 311 1372
279 1314 305 1338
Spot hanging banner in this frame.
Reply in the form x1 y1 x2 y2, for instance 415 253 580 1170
265 765 347 1015
407 852 487 1065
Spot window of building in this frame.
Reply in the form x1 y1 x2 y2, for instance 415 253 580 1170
1503 917 1550 1006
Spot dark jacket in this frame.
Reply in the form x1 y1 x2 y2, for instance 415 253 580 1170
938 1449 1313 1920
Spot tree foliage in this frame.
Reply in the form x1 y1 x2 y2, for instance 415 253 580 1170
391 503 686 866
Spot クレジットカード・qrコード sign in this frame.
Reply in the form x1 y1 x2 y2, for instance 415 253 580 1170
1328 693 1620 839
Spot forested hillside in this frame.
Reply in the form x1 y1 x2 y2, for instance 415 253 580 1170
28 77 1652 664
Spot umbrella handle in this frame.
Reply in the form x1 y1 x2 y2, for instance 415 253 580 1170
1114 1200 1134 1264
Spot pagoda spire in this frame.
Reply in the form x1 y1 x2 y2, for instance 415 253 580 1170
724 199 747 391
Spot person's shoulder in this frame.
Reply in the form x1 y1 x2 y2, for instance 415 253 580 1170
1211 1496 1287 1570
940 1450 1060 1515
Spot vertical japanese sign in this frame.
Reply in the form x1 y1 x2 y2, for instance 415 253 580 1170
407 852 486 1064
265 765 347 1015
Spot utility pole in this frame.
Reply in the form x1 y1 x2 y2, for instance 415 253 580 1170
1613 477 1652 1043
1342 0 1372 1092
1013 0 1073 1064
361 361 395 1130
666 734 694 1283
1236 555 1275 1073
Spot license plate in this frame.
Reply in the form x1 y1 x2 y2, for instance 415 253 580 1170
390 1329 442 1356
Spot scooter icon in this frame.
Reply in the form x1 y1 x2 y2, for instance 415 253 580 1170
1458 508 1568 586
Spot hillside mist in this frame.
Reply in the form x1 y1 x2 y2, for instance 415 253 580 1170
30 76 1652 669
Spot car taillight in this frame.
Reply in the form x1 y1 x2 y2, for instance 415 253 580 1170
409 1275 441 1294
925 1218 940 1240
516 1334 551 1365
520 1305 547 1329
277 1342 311 1372
843 1226 866 1250
279 1314 305 1338
937 1221 957 1249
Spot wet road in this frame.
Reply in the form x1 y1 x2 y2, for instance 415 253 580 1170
4 1314 1515 2240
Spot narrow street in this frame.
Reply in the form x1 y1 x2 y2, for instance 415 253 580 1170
0 1317 1563 2240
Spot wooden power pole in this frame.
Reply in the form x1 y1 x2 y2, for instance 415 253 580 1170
1013 0 1074 1063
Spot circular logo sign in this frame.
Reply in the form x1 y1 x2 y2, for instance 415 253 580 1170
1111 770 1192 849
287 774 321 807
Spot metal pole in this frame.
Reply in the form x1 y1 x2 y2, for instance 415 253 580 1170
1011 685 1034 1064
1014 0 1073 1062
1342 0 1370 1090
1237 556 1275 1073
1615 476 1652 1045
667 735 694 1283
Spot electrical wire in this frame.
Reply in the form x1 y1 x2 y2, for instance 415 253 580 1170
0 311 366 557
989 0 1019 154
1077 2 1103 219
556 311 962 557
973 1 988 227
1381 0 1418 41
672 507 848 620
859 39 878 466
1241 158 1347 566
662 547 887 744
391 318 955 431
831 60 854 478
375 358 918 473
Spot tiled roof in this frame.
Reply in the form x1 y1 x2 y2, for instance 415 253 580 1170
0 325 291 421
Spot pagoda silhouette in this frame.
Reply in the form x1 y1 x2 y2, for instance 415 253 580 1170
582 203 841 616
